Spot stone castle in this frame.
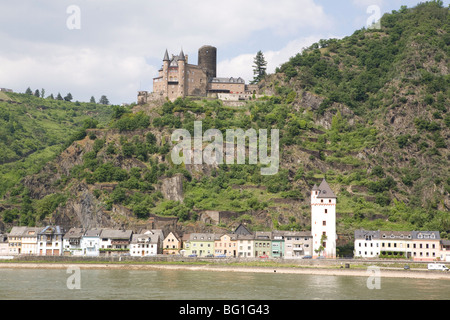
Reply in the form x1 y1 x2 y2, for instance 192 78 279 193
138 45 259 104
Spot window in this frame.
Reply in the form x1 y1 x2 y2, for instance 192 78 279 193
323 221 326 226
325 209 328 214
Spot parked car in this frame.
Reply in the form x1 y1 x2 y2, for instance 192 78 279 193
404 265 410 270
302 255 312 259
259 255 269 259
216 254 227 258
188 254 197 258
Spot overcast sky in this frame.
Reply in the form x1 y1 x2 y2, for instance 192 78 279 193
0 0 448 105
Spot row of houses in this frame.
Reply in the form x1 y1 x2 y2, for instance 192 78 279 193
0 226 168 258
0 224 315 259
181 226 313 259
354 230 450 262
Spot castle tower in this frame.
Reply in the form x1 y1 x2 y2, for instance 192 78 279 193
311 179 337 259
163 49 170 96
177 49 186 98
198 45 217 79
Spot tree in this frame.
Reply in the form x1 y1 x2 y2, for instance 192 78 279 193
64 93 73 102
251 50 267 84
25 87 32 95
56 93 63 100
34 90 40 97
41 88 45 98
314 234 328 257
90 96 96 104
99 95 109 105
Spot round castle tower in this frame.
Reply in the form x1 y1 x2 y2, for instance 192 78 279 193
198 45 217 79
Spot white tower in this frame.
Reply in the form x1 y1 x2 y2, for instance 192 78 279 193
311 179 337 259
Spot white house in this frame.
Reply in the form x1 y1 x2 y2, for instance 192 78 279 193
311 179 337 259
354 230 381 258
130 233 159 257
0 233 10 257
277 231 313 259
99 229 133 256
37 226 64 256
63 228 85 256
81 228 102 257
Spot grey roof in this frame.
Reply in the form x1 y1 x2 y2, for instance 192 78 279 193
210 77 245 84
178 49 186 61
411 231 440 240
380 231 412 239
8 226 28 237
316 179 337 199
131 233 159 244
189 233 217 241
63 228 85 240
312 184 319 191
272 230 312 238
255 231 272 240
355 229 381 240
100 229 133 240
84 228 103 237
39 226 64 235
233 224 253 236
163 49 170 61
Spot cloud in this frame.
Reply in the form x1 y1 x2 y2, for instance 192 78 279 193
0 0 335 103
217 35 338 83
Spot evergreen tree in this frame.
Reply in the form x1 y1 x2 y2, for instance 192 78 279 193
90 96 96 104
251 50 267 84
99 95 109 105
25 87 33 95
64 93 73 102
34 90 40 97
56 93 63 100
41 88 45 99
48 93 55 100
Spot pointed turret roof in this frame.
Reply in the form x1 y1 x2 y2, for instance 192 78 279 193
163 49 170 61
312 184 319 191
317 179 337 199
178 49 186 61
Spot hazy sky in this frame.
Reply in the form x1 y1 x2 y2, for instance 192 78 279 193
0 0 448 104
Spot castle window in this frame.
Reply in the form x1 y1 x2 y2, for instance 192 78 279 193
325 209 328 214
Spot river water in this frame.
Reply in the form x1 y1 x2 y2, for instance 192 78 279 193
0 268 448 300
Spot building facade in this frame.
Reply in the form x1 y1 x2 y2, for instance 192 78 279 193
80 229 102 257
63 228 85 256
311 179 337 259
130 233 159 257
215 234 238 257
37 226 64 256
163 232 182 255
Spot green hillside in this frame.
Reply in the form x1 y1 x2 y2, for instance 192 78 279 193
0 2 448 251
0 92 114 197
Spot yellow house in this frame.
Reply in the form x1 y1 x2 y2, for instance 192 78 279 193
163 232 181 255
214 234 238 257
182 233 216 257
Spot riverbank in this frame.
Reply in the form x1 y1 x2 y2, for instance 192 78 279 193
1 261 449 281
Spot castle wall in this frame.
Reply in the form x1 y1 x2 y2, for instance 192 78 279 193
209 82 246 94
186 65 208 97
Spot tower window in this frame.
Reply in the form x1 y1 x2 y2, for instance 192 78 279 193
325 209 328 214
